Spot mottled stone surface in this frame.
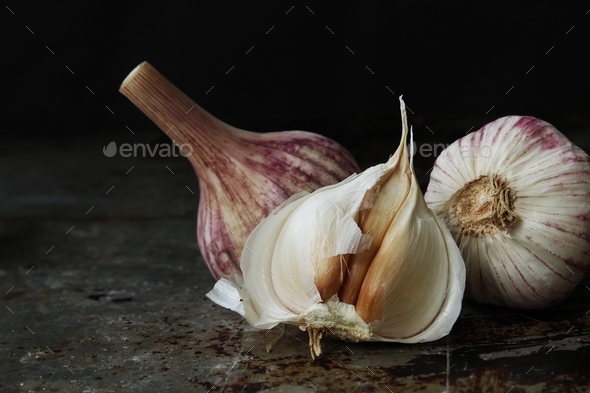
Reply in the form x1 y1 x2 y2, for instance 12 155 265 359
1 132 589 393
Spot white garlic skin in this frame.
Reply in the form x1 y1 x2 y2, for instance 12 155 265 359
425 116 590 309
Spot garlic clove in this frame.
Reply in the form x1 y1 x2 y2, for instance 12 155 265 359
119 62 359 280
425 116 590 309
208 97 466 357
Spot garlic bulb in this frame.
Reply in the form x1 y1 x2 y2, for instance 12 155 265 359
119 62 359 279
424 116 590 309
207 97 466 358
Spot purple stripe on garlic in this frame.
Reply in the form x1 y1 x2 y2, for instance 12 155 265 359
425 115 590 309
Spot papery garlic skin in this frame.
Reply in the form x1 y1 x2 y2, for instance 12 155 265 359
425 116 590 309
208 97 466 358
119 62 359 280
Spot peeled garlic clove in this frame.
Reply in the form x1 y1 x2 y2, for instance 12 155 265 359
424 116 590 309
207 97 466 358
119 62 359 280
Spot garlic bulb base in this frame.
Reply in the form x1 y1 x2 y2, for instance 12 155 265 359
444 174 517 237
302 297 372 359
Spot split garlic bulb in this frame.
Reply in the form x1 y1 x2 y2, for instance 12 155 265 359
208 98 466 358
425 116 590 309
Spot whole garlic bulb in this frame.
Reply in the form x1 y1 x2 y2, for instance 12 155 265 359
424 116 590 309
119 62 359 280
207 98 466 358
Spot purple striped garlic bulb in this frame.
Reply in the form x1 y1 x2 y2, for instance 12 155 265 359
119 62 359 279
424 116 590 309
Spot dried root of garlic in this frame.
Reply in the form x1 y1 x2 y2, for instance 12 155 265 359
425 116 590 309
207 97 466 358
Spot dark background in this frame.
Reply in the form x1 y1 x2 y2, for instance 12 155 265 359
2 1 589 160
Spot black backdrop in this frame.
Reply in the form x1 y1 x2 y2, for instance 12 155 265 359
2 1 589 143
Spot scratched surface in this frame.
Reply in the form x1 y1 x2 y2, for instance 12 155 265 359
1 131 589 392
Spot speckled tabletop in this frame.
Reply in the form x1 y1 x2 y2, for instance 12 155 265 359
1 130 589 393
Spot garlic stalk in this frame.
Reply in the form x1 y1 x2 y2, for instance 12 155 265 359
119 62 359 280
207 97 466 358
424 116 590 309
